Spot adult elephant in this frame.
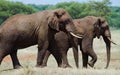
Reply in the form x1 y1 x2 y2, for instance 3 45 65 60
40 16 116 68
0 8 81 69
74 16 116 68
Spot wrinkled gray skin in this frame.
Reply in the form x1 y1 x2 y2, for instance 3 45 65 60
40 16 115 68
0 8 79 69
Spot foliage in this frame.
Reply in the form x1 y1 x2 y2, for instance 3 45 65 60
28 4 54 11
0 0 36 24
88 0 111 17
52 2 92 19
109 6 120 28
0 0 120 28
50 0 120 28
49 0 112 19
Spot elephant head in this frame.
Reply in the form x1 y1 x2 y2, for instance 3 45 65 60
94 17 116 68
47 8 82 38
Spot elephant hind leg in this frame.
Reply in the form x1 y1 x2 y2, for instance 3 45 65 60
0 55 4 65
10 50 22 69
49 49 62 67
60 50 72 68
0 50 9 65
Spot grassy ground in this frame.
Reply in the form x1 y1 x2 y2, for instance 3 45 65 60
0 29 120 75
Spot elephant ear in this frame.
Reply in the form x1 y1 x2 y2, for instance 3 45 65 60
48 8 66 31
94 18 102 38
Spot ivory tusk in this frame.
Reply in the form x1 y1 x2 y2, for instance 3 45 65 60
107 37 117 45
70 32 83 39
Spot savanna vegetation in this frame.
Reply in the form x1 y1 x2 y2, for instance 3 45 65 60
0 0 36 24
0 0 120 28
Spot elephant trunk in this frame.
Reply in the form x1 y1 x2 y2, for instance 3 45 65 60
107 37 117 45
71 37 79 68
73 47 79 68
102 36 111 69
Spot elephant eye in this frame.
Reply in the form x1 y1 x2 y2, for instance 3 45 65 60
60 23 65 27
64 19 71 25
59 23 66 31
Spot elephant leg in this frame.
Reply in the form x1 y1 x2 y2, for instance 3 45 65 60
79 39 88 68
49 48 62 67
10 50 22 69
81 50 88 68
36 41 48 67
73 47 79 68
87 50 97 68
61 50 72 68
81 37 97 68
0 49 9 65
40 50 51 67
0 52 4 65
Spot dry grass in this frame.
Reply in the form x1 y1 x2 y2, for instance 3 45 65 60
0 29 120 75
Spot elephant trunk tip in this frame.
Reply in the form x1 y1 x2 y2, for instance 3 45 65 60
105 64 109 69
107 37 117 45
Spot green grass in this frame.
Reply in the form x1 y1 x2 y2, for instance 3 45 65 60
0 29 120 75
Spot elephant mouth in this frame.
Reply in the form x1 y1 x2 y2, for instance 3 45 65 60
70 32 83 38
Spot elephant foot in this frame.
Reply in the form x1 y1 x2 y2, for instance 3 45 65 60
14 65 23 69
40 64 47 67
60 64 72 68
35 64 46 68
88 62 94 68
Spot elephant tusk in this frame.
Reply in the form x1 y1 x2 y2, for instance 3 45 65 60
107 37 117 45
70 32 83 39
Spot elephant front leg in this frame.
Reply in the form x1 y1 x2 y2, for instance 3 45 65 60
40 50 51 67
79 40 88 68
48 48 63 67
10 50 22 69
81 51 88 68
87 50 97 68
36 41 48 67
60 50 72 68
81 37 97 68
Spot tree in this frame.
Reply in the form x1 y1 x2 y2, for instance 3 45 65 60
28 4 54 11
88 0 111 18
53 2 92 19
0 0 36 24
109 6 120 28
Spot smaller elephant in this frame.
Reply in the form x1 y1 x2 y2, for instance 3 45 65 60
40 31 79 68
40 16 116 68
0 8 81 69
39 31 81 68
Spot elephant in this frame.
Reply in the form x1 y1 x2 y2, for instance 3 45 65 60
0 8 82 69
43 31 79 68
40 16 116 68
